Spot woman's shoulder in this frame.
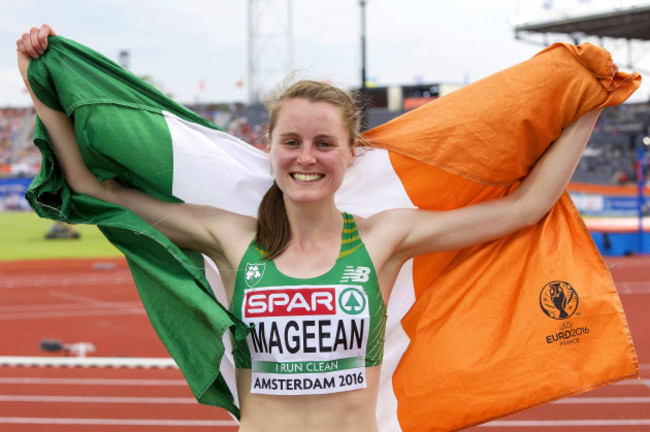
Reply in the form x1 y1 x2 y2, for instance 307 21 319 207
352 209 414 251
215 211 257 245
200 207 257 261
353 208 413 232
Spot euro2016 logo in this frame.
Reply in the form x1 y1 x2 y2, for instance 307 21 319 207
539 281 579 320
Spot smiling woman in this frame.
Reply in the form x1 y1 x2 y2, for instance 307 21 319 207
258 82 360 260
270 99 354 198
15 23 640 432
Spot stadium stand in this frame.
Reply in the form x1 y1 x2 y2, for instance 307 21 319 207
0 107 37 176
1 101 648 184
574 102 650 185
183 102 268 149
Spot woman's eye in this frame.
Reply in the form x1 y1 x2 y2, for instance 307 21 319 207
283 140 299 147
317 141 332 148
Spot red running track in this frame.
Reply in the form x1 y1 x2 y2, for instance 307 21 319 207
0 258 236 431
0 256 648 431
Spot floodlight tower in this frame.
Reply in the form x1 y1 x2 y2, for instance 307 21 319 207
118 50 130 70
248 0 294 105
359 0 368 131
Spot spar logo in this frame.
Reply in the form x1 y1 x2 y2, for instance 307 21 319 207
338 287 367 315
245 263 266 288
244 288 336 317
539 281 579 320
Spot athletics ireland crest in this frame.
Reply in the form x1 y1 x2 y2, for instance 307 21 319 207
245 263 266 288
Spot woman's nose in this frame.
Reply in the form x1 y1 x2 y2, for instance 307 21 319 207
297 144 316 165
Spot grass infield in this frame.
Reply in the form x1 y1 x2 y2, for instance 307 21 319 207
0 210 121 261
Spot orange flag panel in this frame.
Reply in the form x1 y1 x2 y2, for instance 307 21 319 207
364 42 640 431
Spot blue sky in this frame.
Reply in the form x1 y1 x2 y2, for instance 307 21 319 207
1 0 648 106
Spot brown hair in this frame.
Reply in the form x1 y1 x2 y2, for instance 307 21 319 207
256 79 363 258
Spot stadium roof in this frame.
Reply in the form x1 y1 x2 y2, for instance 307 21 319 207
514 5 650 41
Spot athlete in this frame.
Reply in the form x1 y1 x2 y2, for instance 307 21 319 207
17 24 602 432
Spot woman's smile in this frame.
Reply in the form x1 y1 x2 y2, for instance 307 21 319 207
291 172 324 182
269 98 355 205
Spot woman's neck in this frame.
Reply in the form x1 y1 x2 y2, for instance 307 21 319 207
284 200 343 252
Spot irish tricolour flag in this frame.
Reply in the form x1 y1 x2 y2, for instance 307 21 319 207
27 36 640 431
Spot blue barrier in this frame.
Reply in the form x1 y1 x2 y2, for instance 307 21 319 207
571 192 650 217
0 177 32 211
3 176 646 256
590 231 650 256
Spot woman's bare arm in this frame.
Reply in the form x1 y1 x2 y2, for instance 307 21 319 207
16 25 253 259
372 108 601 261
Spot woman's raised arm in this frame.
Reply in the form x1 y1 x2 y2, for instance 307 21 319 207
16 25 253 260
374 108 602 261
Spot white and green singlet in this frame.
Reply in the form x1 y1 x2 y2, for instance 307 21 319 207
230 213 387 396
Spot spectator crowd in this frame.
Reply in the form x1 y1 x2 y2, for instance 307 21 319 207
2 101 649 186
575 102 650 186
0 107 38 176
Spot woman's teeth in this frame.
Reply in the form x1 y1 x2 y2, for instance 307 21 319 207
292 173 322 182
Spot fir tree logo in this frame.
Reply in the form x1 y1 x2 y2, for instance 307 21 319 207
339 287 367 315
245 263 265 288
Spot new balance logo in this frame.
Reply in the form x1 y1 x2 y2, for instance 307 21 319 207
340 266 371 283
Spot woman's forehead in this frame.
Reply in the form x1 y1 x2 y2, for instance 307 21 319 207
274 99 347 135
278 98 343 117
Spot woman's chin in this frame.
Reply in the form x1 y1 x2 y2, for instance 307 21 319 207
284 188 333 206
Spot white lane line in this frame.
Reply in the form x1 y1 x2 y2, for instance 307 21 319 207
0 301 142 313
554 397 650 404
481 419 650 427
0 356 177 368
616 281 650 295
0 395 196 404
1 290 144 319
0 377 187 386
615 378 650 385
13 394 646 405
0 417 237 426
620 287 650 294
9 378 642 391
0 308 145 320
48 291 144 313
0 275 132 289
0 290 144 319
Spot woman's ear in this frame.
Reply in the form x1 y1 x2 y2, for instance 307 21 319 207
349 140 358 166
265 133 272 153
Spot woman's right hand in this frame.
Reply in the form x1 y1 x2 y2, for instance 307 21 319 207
16 24 57 84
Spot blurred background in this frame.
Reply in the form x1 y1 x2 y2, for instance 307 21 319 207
0 2 649 431
1 0 649 255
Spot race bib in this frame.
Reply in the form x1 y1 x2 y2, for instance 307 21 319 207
241 284 370 395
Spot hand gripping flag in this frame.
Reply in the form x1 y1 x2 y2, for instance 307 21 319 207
25 36 640 431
